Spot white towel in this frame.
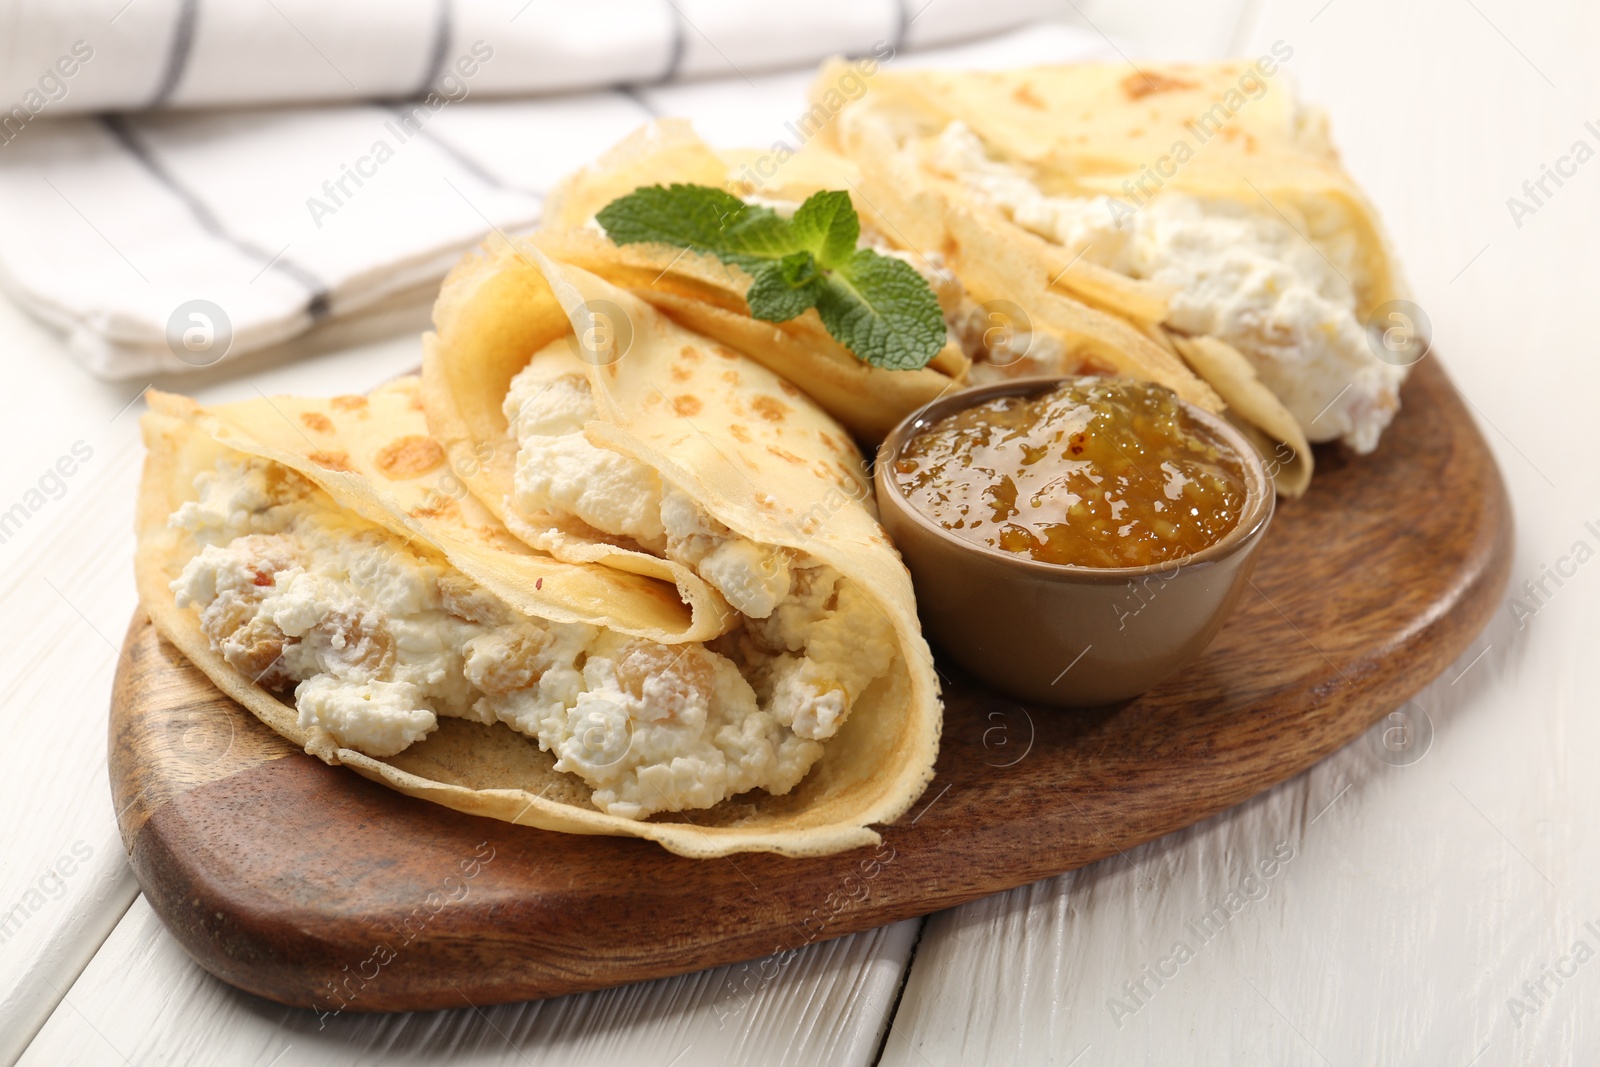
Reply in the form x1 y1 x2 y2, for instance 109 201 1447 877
0 9 1106 379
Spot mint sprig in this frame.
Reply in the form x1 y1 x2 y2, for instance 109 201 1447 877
594 184 946 371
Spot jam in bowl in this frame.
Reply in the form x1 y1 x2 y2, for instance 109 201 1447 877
875 376 1274 707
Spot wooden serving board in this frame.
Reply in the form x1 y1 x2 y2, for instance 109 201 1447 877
109 357 1512 1013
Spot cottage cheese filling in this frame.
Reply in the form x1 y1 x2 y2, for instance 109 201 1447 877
170 455 893 819
503 369 896 752
929 122 1405 453
505 372 796 618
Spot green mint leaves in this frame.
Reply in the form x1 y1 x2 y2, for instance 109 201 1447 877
594 184 946 371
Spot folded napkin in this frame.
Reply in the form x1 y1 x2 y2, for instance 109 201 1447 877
0 10 1102 379
0 0 1065 113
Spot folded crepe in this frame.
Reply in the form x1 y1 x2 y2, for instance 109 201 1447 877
421 238 940 839
533 119 975 444
537 120 1244 469
815 58 1418 496
137 364 939 857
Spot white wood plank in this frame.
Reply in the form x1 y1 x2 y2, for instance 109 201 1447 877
0 285 169 1064
884 1 1600 1063
0 287 443 1062
20 898 919 1067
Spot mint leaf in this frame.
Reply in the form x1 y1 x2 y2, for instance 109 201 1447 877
594 183 753 262
815 249 947 372
593 183 797 271
595 183 947 371
746 252 823 322
721 210 801 263
789 190 859 268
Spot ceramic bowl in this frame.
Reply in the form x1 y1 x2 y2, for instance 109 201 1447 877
875 377 1275 707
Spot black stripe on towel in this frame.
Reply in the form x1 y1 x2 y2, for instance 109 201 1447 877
618 85 659 118
656 0 689 83
889 0 912 54
618 0 686 114
409 0 455 100
101 115 332 321
384 104 547 200
148 0 199 108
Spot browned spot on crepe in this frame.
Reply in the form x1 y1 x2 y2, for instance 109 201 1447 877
330 395 367 412
300 412 334 433
410 496 460 521
767 445 803 465
374 435 446 480
308 451 353 472
1121 71 1198 100
751 395 790 422
672 395 703 417
729 424 751 443
1012 83 1046 109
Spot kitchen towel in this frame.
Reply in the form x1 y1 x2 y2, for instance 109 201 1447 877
0 7 1103 378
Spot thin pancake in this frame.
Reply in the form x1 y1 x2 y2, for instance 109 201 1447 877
538 119 967 443
138 371 938 857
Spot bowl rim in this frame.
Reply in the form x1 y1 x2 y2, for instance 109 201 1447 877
875 375 1276 583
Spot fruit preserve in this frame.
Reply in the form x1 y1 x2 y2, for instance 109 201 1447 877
890 378 1247 568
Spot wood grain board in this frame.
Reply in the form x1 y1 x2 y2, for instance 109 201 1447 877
108 356 1512 1014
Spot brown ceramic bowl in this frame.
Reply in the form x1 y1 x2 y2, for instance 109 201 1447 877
875 377 1275 707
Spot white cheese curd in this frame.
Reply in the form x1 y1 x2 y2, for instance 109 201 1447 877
698 539 792 621
929 122 1405 453
169 460 311 547
710 565 897 747
505 373 669 549
502 364 897 763
294 677 436 757
504 368 794 620
170 455 890 818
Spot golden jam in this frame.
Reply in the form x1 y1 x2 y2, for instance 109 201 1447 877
891 378 1247 568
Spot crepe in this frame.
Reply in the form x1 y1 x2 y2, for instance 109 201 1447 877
813 58 1414 495
137 276 940 859
829 60 1404 314
534 119 971 443
420 238 940 846
139 381 729 641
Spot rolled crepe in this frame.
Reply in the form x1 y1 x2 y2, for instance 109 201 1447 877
536 119 1242 451
534 119 971 443
816 58 1416 493
138 369 939 857
836 59 1405 314
422 240 941 849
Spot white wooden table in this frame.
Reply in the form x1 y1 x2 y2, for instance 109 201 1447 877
4 1 1597 1063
